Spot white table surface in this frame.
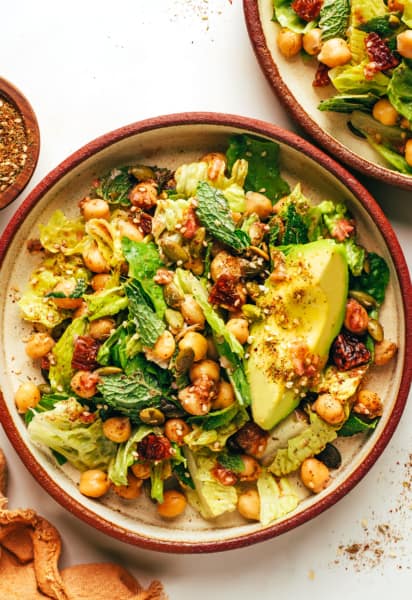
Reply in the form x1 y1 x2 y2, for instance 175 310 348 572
1 1 411 598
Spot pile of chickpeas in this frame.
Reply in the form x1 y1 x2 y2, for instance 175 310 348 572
276 6 412 167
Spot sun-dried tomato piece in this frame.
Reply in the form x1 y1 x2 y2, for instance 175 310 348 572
71 335 100 371
364 33 399 79
181 207 200 240
211 464 238 486
313 62 331 87
137 433 172 461
291 0 322 22
229 422 268 458
331 332 371 371
208 274 246 312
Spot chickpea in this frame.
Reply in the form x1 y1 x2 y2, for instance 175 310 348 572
117 219 144 242
318 38 352 68
73 301 89 318
178 331 208 362
51 280 83 310
15 382 41 413
353 390 383 419
80 198 110 221
238 455 261 482
344 298 369 335
300 457 330 493
210 251 242 282
79 469 110 498
226 318 249 345
178 384 212 416
244 191 273 219
405 138 412 167
277 27 302 58
82 242 110 274
372 99 399 127
374 339 398 366
189 359 220 383
145 330 176 363
237 489 260 521
70 370 100 399
102 416 132 443
200 152 227 181
157 489 187 518
313 393 345 425
397 30 412 59
90 273 111 292
88 317 115 340
164 418 192 445
131 461 151 479
211 381 235 410
112 472 143 499
303 28 322 56
25 332 55 359
180 295 205 327
129 181 158 210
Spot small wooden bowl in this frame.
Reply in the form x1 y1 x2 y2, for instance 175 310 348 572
0 78 40 210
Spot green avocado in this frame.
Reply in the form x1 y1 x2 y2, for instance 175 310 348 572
247 239 348 431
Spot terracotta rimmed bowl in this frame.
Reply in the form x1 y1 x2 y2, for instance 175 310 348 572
0 77 40 210
0 113 411 553
244 0 412 190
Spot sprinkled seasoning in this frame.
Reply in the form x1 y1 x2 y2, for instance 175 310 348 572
0 95 28 193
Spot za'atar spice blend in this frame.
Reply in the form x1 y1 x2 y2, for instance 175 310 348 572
0 95 28 193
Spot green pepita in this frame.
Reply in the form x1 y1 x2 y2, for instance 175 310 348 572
349 289 377 309
367 318 384 342
139 407 165 425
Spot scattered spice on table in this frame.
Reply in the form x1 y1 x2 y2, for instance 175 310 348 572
0 95 28 193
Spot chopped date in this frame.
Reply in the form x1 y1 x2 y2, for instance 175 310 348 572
364 33 399 79
331 332 371 371
208 274 246 312
135 211 152 235
291 0 322 22
137 433 172 461
71 335 100 371
230 422 268 458
211 464 238 486
181 207 200 240
26 239 44 253
313 62 331 88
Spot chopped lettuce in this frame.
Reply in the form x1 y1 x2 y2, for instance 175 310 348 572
343 238 366 277
273 0 317 33
174 157 247 212
49 317 87 392
183 408 248 453
85 218 124 268
319 0 350 41
349 0 387 27
388 62 412 123
39 210 85 255
108 425 153 486
269 411 337 477
84 286 128 321
226 134 290 201
28 399 116 471
328 64 389 95
152 198 192 241
184 448 238 519
257 471 299 526
403 1 412 28
315 365 369 407
195 182 250 252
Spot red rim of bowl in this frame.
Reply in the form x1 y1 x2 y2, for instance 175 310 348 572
0 77 40 210
0 112 411 554
243 0 412 191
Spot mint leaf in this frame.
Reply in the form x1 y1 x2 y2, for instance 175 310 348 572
125 279 165 347
217 452 245 473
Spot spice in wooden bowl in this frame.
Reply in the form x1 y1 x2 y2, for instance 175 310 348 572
0 78 40 210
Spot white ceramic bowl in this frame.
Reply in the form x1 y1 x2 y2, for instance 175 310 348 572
0 113 411 553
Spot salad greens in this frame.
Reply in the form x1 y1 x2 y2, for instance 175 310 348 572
17 134 395 527
273 0 412 175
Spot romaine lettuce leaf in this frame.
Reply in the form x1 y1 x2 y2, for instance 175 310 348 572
84 286 128 321
85 218 124 268
183 408 248 452
349 0 387 28
402 0 412 28
108 425 153 486
328 63 389 95
388 61 412 122
39 210 86 255
28 398 116 471
184 448 238 519
257 471 299 525
273 0 317 33
226 134 290 201
342 238 366 277
49 317 87 392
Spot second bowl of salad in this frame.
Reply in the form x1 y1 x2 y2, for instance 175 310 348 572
0 113 410 553
244 0 412 189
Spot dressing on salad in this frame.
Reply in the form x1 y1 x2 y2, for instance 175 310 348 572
274 0 412 175
15 135 397 525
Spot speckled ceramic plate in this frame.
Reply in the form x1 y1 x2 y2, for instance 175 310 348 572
244 0 412 190
0 113 410 553
0 77 40 210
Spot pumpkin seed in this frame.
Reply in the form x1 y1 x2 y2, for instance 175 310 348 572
175 347 195 373
95 366 123 376
163 282 184 308
165 308 184 333
139 407 165 425
129 165 155 181
349 289 377 309
367 318 384 342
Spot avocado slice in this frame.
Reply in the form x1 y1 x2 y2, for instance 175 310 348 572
247 239 348 431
